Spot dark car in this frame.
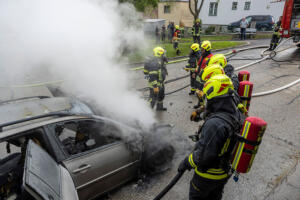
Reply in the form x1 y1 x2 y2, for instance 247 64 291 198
228 15 275 31
0 87 175 200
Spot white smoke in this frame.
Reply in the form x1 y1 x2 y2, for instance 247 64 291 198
0 0 155 126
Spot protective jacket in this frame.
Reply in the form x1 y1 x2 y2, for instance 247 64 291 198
173 30 181 41
187 50 202 72
197 51 213 71
144 56 168 88
192 23 201 36
195 51 213 90
187 97 243 181
273 21 282 36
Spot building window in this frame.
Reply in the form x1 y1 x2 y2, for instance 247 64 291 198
209 2 218 16
244 2 251 10
164 5 170 13
232 2 238 10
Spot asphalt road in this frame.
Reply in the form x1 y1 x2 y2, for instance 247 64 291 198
109 39 300 200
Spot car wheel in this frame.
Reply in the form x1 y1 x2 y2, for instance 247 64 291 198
141 125 175 174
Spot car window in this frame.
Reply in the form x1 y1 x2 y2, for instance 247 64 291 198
55 120 121 156
246 17 252 23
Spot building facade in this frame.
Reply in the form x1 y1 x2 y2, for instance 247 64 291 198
158 0 195 27
199 0 285 25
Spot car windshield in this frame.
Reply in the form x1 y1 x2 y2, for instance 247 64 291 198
246 17 252 23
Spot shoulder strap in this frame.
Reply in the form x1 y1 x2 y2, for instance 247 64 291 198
206 112 241 137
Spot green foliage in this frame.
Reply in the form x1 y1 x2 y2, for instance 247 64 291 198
119 0 158 12
127 41 245 62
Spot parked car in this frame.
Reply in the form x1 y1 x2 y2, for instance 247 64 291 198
228 15 275 31
0 90 175 199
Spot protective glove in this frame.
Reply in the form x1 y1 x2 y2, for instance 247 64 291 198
153 87 159 94
184 67 190 72
190 111 199 122
196 90 204 99
178 157 192 173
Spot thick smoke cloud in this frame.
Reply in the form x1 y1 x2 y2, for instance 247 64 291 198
0 0 155 126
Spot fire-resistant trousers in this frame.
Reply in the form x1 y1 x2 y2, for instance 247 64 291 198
189 173 229 200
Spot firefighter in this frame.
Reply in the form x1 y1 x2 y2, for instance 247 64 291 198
192 19 201 44
178 74 243 200
144 47 168 111
172 25 181 55
269 16 282 51
185 43 202 95
194 40 213 109
207 54 240 91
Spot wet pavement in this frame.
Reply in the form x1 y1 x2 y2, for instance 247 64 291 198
110 39 300 200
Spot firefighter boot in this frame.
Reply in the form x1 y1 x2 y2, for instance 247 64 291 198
156 102 167 111
268 43 274 51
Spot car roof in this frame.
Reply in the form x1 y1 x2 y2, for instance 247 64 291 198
0 86 53 102
0 97 92 125
0 115 89 141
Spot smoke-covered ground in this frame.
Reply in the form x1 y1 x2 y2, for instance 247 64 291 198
0 0 154 127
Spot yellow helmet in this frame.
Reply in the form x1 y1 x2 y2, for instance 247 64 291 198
203 74 234 100
175 25 179 30
190 43 200 52
208 54 227 68
201 64 225 82
153 47 165 57
201 40 212 51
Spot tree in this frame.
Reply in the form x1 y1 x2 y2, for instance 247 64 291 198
119 0 158 12
188 0 205 21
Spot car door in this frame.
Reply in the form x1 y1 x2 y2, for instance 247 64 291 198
23 140 79 200
51 119 141 200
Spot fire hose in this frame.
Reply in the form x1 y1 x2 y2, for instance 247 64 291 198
153 170 185 200
141 37 300 99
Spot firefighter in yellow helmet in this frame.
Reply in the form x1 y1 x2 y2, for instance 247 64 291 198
208 54 240 91
178 74 243 200
144 47 168 111
190 64 224 122
172 25 181 55
185 43 202 95
269 16 282 50
192 19 202 44
207 54 227 68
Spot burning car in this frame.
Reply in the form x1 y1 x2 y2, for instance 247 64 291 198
0 87 175 200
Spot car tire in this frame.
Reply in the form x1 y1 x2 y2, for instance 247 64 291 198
141 125 175 174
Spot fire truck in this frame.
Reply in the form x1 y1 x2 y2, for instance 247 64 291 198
280 0 300 46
